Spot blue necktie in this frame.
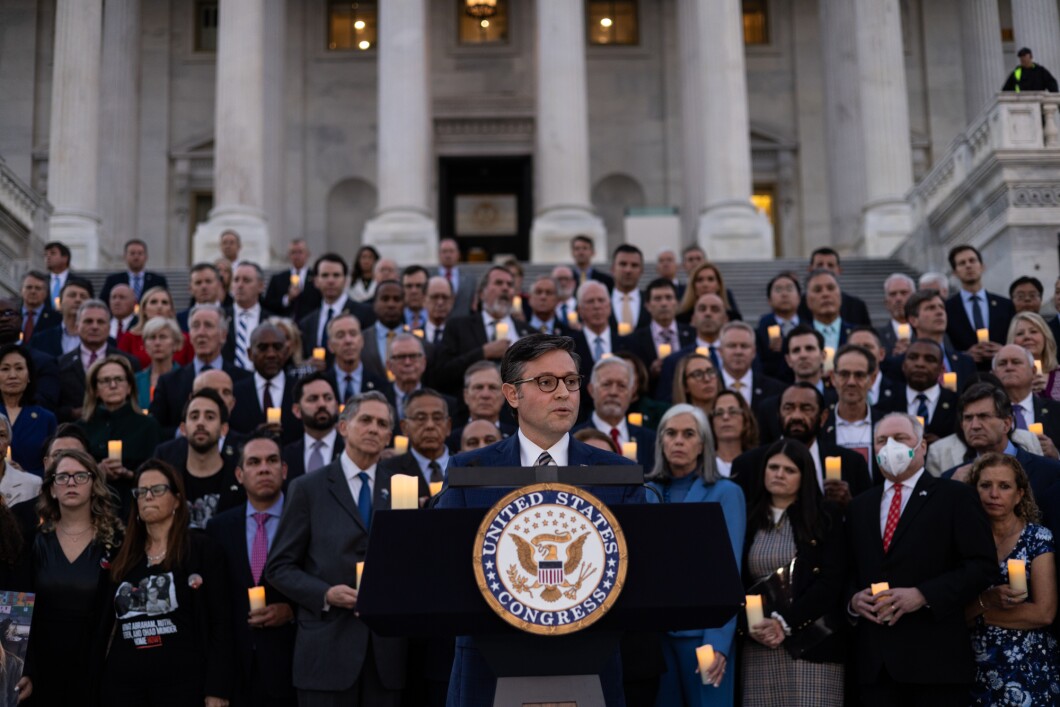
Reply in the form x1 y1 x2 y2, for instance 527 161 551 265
344 374 355 403
593 336 604 361
132 274 143 300
971 294 986 331
915 394 929 423
357 471 373 531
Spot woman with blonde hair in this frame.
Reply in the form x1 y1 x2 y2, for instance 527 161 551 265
133 318 183 410
117 286 194 368
1007 311 1060 400
672 353 721 421
25 450 122 707
677 262 741 323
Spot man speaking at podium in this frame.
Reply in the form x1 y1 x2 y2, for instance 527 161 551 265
438 333 645 706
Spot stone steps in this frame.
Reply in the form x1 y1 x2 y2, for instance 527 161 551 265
77 257 919 328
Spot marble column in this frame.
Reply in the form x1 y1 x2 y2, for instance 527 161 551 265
685 0 773 260
98 0 141 263
1011 0 1060 83
960 0 1003 120
854 0 913 256
819 0 866 252
47 0 103 267
362 0 438 265
529 0 605 262
192 0 269 265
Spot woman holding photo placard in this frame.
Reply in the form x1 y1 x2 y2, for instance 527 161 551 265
965 452 1059 705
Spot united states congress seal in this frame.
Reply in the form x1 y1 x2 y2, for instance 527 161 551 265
473 482 628 636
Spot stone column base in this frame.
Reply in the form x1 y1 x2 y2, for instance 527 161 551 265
531 207 606 263
50 211 102 268
696 202 775 260
861 201 913 257
193 206 270 265
362 209 438 266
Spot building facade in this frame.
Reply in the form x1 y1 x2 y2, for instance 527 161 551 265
0 0 1056 272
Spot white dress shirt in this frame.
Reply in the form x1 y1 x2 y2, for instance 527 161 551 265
611 289 642 327
721 369 754 405
109 314 136 340
317 293 350 345
518 429 570 467
879 468 925 537
906 384 941 422
481 312 518 343
591 413 628 445
583 327 613 361
340 450 377 505
254 370 286 411
1015 393 1036 426
303 429 338 471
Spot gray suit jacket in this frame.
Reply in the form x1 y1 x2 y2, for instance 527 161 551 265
265 458 406 692
447 267 476 319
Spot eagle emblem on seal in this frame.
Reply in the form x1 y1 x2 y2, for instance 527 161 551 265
507 531 597 602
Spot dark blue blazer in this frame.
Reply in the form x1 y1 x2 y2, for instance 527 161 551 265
615 323 696 373
881 343 977 395
100 271 169 304
945 291 1015 352
22 307 61 341
27 325 67 359
754 313 794 382
571 419 656 474
798 292 872 327
205 503 296 706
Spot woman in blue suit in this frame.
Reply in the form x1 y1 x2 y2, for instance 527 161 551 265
646 403 746 706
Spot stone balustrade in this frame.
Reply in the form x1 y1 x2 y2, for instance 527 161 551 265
0 156 50 295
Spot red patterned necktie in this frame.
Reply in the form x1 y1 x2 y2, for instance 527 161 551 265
610 427 621 451
882 483 903 553
250 512 269 584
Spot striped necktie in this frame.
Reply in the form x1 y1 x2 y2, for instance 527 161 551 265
535 451 554 466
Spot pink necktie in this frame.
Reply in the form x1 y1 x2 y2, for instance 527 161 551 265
250 512 269 585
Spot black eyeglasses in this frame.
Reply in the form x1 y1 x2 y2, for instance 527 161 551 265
685 368 718 382
132 484 171 500
510 374 583 393
53 472 92 486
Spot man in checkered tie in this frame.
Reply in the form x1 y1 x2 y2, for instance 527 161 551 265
845 413 995 705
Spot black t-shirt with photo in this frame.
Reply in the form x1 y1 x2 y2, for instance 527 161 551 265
181 463 244 530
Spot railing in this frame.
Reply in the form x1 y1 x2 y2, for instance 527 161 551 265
0 157 50 294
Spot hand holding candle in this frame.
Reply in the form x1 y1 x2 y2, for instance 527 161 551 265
1008 559 1028 595
290 274 301 288
745 594 764 627
108 440 123 462
356 561 365 590
695 644 716 686
897 323 911 341
495 322 509 341
767 325 781 341
1029 422 1044 436
871 582 890 596
976 328 990 344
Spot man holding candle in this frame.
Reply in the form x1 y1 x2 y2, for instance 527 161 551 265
387 388 448 497
819 344 883 481
716 321 785 410
230 323 301 444
615 278 694 380
846 412 996 706
267 390 407 705
265 238 320 322
877 273 916 356
993 344 1060 458
609 244 648 331
206 431 296 707
297 253 374 360
876 339 958 446
551 266 579 328
945 245 1016 369
900 289 977 392
754 271 802 380
573 356 656 472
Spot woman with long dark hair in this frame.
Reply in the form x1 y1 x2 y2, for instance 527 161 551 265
741 439 846 706
349 246 380 302
102 460 233 706
0 343 57 476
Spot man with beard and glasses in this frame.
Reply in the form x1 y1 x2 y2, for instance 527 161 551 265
179 388 245 529
731 382 872 509
284 372 342 482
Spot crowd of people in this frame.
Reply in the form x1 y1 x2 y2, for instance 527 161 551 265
0 229 1059 707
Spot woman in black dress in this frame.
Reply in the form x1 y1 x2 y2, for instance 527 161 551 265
102 460 233 707
26 449 122 707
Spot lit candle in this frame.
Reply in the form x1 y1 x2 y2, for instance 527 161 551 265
54 296 60 310
627 412 644 427
290 274 300 287
393 435 409 454
942 372 957 391
1035 360 1043 375
617 322 633 336
745 594 764 627
767 325 781 341
657 343 672 359
566 311 579 326
248 586 266 611
917 416 925 428
312 347 326 361
871 582 890 596
413 328 425 339
601 352 613 359
390 474 419 509
107 440 122 462
134 304 140 316
897 323 911 341
4 447 10 461
356 561 365 590
976 328 989 344
18 332 22 344
695 346 709 356
1008 559 1028 594
387 370 396 382
823 346 836 374
429 481 443 497
1029 422 1044 436
824 456 842 482
621 441 637 461
512 295 522 311
695 644 716 685
495 322 509 340
266 407 281 424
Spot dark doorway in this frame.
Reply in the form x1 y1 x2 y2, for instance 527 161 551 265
438 156 532 261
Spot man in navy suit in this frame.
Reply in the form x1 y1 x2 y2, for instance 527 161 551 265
324 313 388 404
804 269 855 352
796 247 872 326
264 238 321 322
573 356 656 472
230 322 302 444
298 253 375 359
284 372 342 482
29 277 93 359
754 271 802 381
19 271 60 343
945 245 1015 369
571 234 614 292
892 289 977 392
616 278 695 379
177 263 226 332
99 239 169 304
438 334 645 706
993 345 1060 458
609 244 649 331
206 432 296 707
875 339 959 445
877 273 917 357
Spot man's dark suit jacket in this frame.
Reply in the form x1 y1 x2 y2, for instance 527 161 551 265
205 503 297 706
754 313 794 382
579 267 614 293
571 419 656 474
435 315 534 396
265 458 407 694
754 384 839 444
437 433 644 707
876 387 960 440
100 271 169 304
360 325 401 383
230 373 301 444
615 323 695 372
27 325 70 359
297 300 376 360
880 344 978 396
1030 396 1060 449
150 362 252 438
222 305 276 364
945 291 1016 353
845 473 996 688
731 437 872 505
324 366 389 405
264 269 322 323
56 345 140 422
798 291 872 327
22 307 61 342
282 435 343 484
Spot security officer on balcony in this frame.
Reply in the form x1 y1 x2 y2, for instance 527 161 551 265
1002 47 1058 93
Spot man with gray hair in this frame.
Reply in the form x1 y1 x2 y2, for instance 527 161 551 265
718 321 786 407
57 299 140 422
992 343 1060 457
572 356 656 469
878 273 916 356
267 390 408 704
227 261 275 370
550 265 579 326
918 271 950 300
